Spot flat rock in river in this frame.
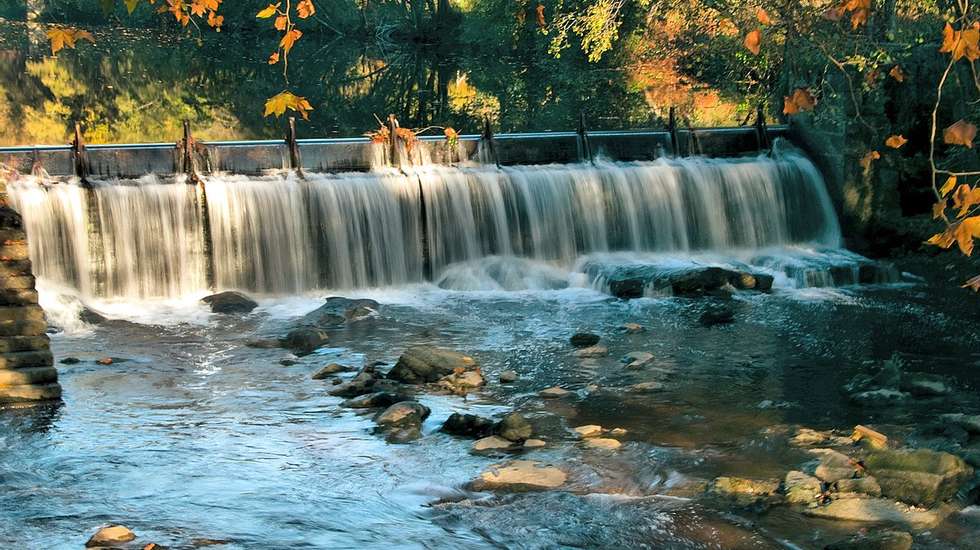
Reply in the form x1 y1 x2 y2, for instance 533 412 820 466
86 525 136 547
803 497 950 528
469 460 567 492
201 291 258 314
387 346 477 384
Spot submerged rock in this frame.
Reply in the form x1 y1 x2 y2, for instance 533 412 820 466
86 525 136 547
282 327 329 355
573 345 608 358
709 476 781 506
312 363 351 379
495 413 533 442
469 460 567 492
584 437 621 450
60 357 81 365
804 497 948 528
341 392 409 409
499 370 518 383
621 323 645 334
301 297 380 328
569 332 600 348
864 448 973 506
442 413 495 438
201 291 258 314
899 373 952 397
245 338 282 349
539 386 571 399
628 381 664 393
79 307 109 325
824 530 913 550
622 351 654 369
699 303 735 327
387 346 477 384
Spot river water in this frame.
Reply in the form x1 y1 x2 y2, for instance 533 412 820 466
2 154 980 548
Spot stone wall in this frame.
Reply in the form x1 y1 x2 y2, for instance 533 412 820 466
0 195 61 404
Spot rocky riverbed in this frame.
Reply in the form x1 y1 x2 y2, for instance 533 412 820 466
1 268 980 548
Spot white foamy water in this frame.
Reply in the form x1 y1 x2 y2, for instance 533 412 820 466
8 149 841 301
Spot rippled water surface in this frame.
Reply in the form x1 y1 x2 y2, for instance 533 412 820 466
2 274 980 549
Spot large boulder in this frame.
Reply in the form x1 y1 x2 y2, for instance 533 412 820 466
495 412 533 442
387 346 477 384
86 525 136 547
282 327 329 355
814 450 861 483
301 297 380 328
784 470 823 504
374 401 430 430
442 413 495 438
201 291 258 314
709 476 781 506
804 497 947 528
864 448 973 506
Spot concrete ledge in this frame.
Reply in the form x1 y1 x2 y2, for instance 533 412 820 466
0 305 45 323
0 289 40 306
0 350 55 369
0 382 62 403
0 320 48 337
0 366 59 386
0 335 50 353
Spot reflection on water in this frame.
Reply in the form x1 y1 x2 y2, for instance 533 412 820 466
1 279 979 548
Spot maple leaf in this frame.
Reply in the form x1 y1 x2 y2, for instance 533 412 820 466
943 119 977 148
953 216 980 255
941 176 958 197
274 16 288 31
207 11 223 30
889 65 905 82
953 184 980 217
257 3 280 18
926 229 956 249
939 23 980 62
885 135 907 149
783 88 816 115
744 29 762 55
933 200 947 220
296 0 316 19
756 8 772 26
190 0 207 17
268 51 280 65
280 28 302 54
46 27 94 55
841 0 871 29
536 4 546 28
264 91 313 120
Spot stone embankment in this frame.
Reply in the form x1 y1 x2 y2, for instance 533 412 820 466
0 200 61 404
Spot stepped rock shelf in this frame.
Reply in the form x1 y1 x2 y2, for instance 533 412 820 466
0 203 60 404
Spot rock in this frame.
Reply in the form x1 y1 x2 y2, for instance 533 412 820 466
852 425 889 449
569 332 600 348
60 357 80 365
804 497 948 528
328 367 405 398
710 477 780 506
79 307 109 324
86 525 136 547
96 357 113 365
539 386 571 399
899 374 952 397
699 303 735 327
344 305 377 322
573 345 608 358
201 291 258 314
941 413 980 434
621 323 645 334
609 428 628 436
499 370 518 383
573 425 603 438
470 460 567 492
312 363 351 379
341 392 409 409
442 413 495 438
814 450 860 483
790 427 853 447
387 346 477 384
473 435 515 452
584 437 621 450
300 297 380 327
523 438 546 449
386 426 422 444
824 530 913 550
282 327 329 355
374 401 430 430
864 448 973 506
438 368 485 394
245 338 282 349
849 388 909 405
628 382 664 393
784 470 823 504
279 355 299 366
835 476 882 497
622 351 654 369
495 412 533 442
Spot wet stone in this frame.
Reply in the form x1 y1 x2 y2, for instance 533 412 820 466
622 351 654 369
523 438 546 449
699 303 735 327
312 363 351 379
584 438 621 450
86 525 136 547
824 530 913 550
864 448 973 506
573 345 608 358
341 392 409 409
282 327 329 356
374 401 430 430
201 291 257 314
473 435 514 452
814 450 860 483
709 477 781 506
569 332 600 348
470 460 567 492
499 370 518 383
803 497 948 528
621 323 644 334
442 413 495 438
573 425 603 438
784 470 823 505
495 412 533 442
387 346 477 384
835 476 882 497
539 386 571 399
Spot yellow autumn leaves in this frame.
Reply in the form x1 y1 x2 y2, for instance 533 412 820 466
257 0 317 120
45 28 95 55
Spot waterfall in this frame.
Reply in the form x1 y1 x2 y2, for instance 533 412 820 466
7 150 842 299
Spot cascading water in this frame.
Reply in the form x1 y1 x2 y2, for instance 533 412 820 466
7 148 847 299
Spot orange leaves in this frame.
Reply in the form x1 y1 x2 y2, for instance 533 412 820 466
783 88 816 115
825 0 870 29
46 27 95 55
931 185 980 256
953 184 980 217
941 176 958 197
885 135 907 149
536 4 546 29
744 29 762 55
859 151 880 173
296 0 316 19
889 65 905 82
280 29 302 54
943 120 977 148
755 8 773 26
263 91 313 120
163 0 222 29
940 23 980 62
268 52 280 65
257 3 280 18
